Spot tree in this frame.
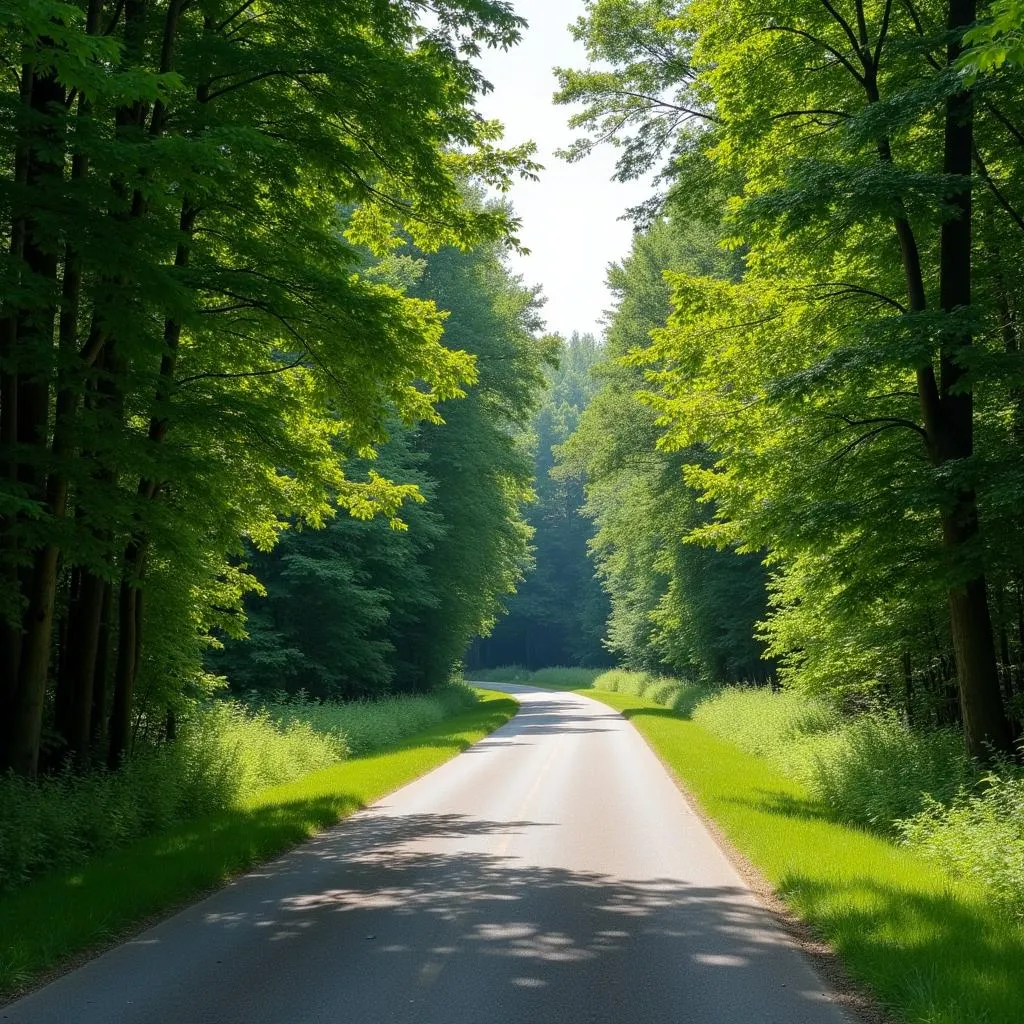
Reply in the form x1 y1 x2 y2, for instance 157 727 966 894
0 0 537 775
560 219 769 682
472 332 612 670
214 234 550 697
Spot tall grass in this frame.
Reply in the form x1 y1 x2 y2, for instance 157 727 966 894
467 665 603 688
591 668 1023 917
593 667 707 712
0 684 476 894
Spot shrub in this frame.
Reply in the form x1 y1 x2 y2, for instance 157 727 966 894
0 684 477 893
899 770 1024 917
594 668 707 714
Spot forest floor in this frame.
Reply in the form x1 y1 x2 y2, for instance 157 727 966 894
0 690 517 1002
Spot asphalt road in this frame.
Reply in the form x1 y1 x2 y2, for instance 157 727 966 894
3 685 854 1024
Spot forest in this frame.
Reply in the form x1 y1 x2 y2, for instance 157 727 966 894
3 0 1024 1014
0 0 548 783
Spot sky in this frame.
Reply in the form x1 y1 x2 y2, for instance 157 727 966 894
473 0 653 341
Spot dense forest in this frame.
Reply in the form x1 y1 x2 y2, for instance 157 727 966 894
5 0 1024 1015
4 0 1024 782
468 332 611 670
0 0 542 778
540 0 1024 761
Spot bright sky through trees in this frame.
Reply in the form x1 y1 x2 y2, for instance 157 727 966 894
474 0 653 338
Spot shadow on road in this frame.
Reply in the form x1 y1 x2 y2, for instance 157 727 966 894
164 807 848 1023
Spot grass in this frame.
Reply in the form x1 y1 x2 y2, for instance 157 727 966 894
466 665 603 688
581 684 1024 1024
0 685 476 893
0 690 517 1000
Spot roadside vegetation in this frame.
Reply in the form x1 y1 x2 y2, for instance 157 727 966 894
0 686 476 894
467 666 602 688
589 669 1024 922
582 681 1024 1024
0 690 517 999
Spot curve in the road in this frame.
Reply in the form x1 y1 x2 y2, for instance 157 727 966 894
2 685 854 1024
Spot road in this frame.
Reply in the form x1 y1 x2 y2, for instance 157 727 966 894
3 685 853 1024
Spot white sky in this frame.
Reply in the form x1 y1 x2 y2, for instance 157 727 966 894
473 0 654 340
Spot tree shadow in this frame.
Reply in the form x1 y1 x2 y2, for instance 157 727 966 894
775 870 1024 1023
5 807 855 1024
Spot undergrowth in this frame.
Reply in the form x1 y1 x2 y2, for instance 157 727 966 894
467 665 602 688
0 684 476 894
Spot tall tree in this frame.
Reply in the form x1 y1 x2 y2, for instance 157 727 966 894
0 0 536 775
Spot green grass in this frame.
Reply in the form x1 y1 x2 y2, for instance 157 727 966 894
0 685 478 893
466 665 603 688
0 690 517 1000
583 687 1024 1024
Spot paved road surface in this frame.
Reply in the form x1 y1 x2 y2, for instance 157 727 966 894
3 685 853 1024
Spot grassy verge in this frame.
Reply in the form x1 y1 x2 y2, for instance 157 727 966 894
0 685 477 892
0 690 517 1000
466 665 603 688
583 686 1024 1024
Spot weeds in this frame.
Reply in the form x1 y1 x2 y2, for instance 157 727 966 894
0 684 476 894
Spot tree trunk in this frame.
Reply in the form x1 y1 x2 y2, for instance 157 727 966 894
108 569 140 768
56 567 107 766
928 0 1014 759
3 56 67 777
90 577 114 760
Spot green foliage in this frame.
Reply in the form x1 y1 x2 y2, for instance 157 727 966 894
901 771 1024 916
561 218 768 683
0 684 476 893
554 0 707 220
210 235 547 699
557 0 1024 754
961 0 1024 77
691 689 974 829
267 685 476 757
0 0 538 776
473 332 612 670
593 666 706 710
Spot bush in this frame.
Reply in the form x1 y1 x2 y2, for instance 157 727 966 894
0 684 477 894
899 770 1024 917
594 668 707 714
267 684 476 756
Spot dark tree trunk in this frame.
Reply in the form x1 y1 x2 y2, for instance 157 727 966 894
927 0 1014 759
4 57 67 777
90 577 113 760
57 567 107 766
108 571 140 768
